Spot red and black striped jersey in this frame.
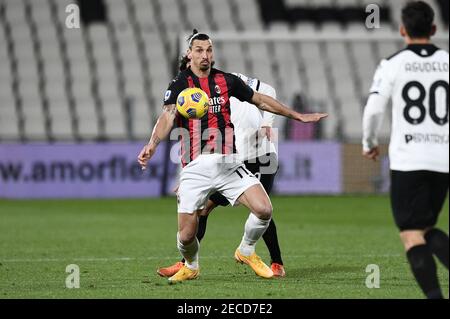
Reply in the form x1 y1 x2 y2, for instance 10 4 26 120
163 68 254 167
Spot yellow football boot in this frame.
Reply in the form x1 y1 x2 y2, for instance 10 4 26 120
168 265 199 283
234 249 273 279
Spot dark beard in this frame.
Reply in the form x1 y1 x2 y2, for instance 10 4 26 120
199 64 210 71
199 60 214 71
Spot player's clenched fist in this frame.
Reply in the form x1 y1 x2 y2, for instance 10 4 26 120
137 144 156 170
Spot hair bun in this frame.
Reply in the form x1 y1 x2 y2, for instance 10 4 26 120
192 29 198 34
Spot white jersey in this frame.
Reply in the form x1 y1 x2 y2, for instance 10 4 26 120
231 73 278 162
363 44 449 173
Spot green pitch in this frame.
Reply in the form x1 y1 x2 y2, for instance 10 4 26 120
0 196 448 299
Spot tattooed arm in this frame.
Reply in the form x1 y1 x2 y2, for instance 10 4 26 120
251 92 328 123
137 104 177 170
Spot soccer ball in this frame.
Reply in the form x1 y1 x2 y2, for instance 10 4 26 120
176 88 210 119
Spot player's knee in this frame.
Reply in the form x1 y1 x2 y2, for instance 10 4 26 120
400 230 426 251
178 229 196 244
253 202 273 220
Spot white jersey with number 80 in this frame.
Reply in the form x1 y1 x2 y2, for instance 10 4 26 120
363 44 449 173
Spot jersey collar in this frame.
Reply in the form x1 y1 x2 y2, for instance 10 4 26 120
406 44 440 57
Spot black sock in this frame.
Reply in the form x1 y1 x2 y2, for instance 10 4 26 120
262 219 283 265
406 244 443 299
181 215 209 264
425 228 449 270
197 215 208 242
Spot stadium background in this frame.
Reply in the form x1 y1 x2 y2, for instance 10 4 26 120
0 0 448 299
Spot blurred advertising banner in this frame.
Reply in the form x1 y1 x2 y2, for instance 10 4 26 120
0 142 342 199
342 144 389 194
0 143 178 199
273 141 342 194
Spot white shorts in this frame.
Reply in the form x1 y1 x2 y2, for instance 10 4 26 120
177 154 261 214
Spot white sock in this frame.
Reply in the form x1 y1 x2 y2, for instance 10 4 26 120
239 213 271 256
177 232 199 270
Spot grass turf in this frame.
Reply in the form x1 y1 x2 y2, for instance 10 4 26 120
0 195 448 299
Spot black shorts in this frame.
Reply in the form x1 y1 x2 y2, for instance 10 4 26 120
209 153 278 207
390 170 449 231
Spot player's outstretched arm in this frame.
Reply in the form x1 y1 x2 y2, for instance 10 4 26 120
137 104 176 170
251 92 328 123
